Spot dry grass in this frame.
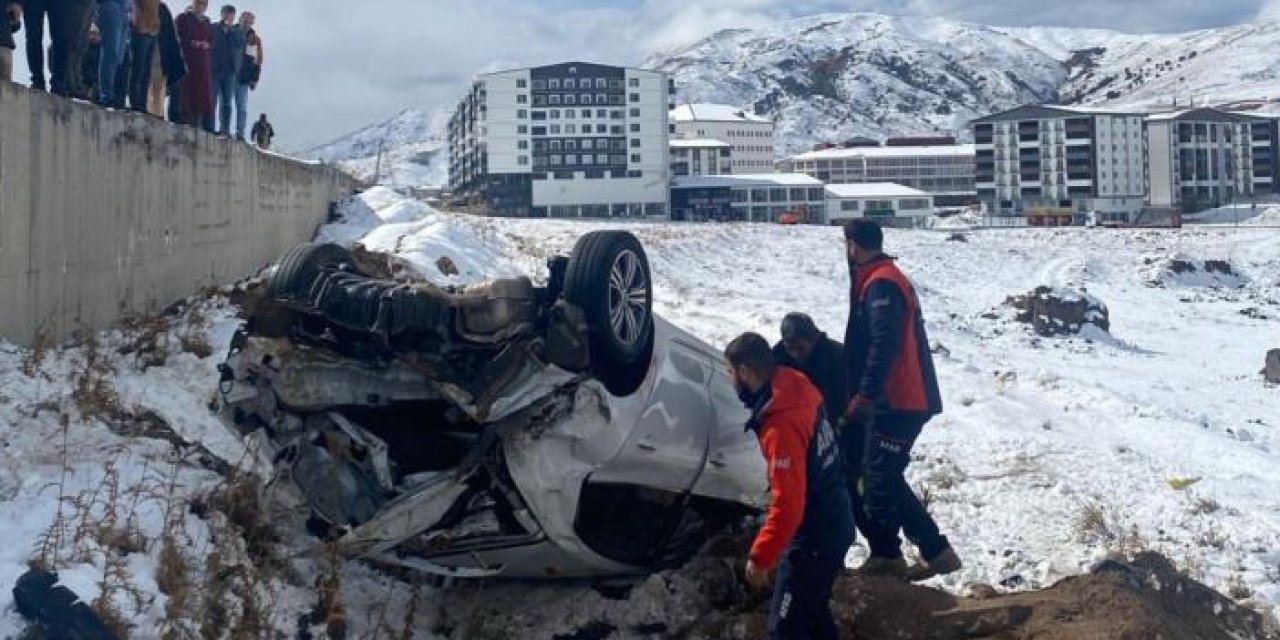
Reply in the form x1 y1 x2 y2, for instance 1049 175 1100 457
1075 499 1147 556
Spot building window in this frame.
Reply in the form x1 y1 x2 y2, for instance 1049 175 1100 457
630 124 640 133
841 200 860 211
629 78 639 87
582 139 594 150
609 79 624 89
586 170 605 179
520 125 530 134
581 95 593 105
518 140 528 150
533 79 546 90
516 94 528 104
533 140 546 151
550 140 562 151
596 138 609 147
549 95 561 105
566 154 578 164
582 155 595 165
549 79 560 90
565 124 576 134
899 199 930 210
565 94 577 105
565 140 578 151
549 109 560 119
564 110 574 119
597 154 609 164
581 109 592 118
565 79 576 90
630 139 641 148
631 154 642 163
612 140 626 150
550 155 562 166
532 111 546 121
629 108 640 117
596 94 607 105
517 109 527 119
595 78 607 89
629 93 640 102
518 156 529 166
516 78 527 88
612 154 627 165
550 125 561 134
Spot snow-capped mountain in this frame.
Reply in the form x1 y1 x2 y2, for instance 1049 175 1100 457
305 108 450 188
649 13 1280 153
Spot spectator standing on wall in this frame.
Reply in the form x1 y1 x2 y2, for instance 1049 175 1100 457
176 0 214 131
78 22 101 100
250 112 273 149
1 0 20 84
127 0 159 111
150 1 185 116
18 0 48 90
95 0 132 107
210 3 244 137
235 10 260 139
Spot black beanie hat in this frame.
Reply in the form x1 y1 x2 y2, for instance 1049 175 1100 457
844 219 884 250
780 313 820 342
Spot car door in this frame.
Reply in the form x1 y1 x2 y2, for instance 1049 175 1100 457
585 337 714 493
690 356 769 508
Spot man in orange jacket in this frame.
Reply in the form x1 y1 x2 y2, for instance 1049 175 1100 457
726 333 854 640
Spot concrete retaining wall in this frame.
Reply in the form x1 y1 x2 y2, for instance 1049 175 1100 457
0 82 361 345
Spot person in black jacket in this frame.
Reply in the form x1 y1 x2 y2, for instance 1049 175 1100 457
2 0 20 83
842 219 960 582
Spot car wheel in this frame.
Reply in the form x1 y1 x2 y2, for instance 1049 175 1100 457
264 243 355 303
564 231 654 396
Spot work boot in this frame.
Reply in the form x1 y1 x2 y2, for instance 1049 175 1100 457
905 547 963 582
854 556 908 578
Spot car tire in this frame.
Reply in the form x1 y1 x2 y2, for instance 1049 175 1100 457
563 231 654 396
264 243 355 303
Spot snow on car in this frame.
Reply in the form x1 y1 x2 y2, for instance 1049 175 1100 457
212 232 767 579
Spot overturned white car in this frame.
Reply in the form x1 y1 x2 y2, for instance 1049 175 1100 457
214 231 768 579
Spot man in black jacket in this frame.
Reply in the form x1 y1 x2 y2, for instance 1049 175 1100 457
842 219 960 582
773 313 847 423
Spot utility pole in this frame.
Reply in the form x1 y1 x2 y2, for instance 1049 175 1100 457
372 138 386 185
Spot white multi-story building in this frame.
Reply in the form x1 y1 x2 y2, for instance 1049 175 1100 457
972 105 1147 223
1146 108 1277 213
670 138 732 177
781 145 976 209
448 61 672 218
670 103 775 174
824 183 934 227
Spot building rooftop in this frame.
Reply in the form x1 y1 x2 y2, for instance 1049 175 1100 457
669 103 773 124
672 173 824 189
825 183 931 199
971 104 1148 124
789 144 976 162
670 138 732 149
1146 107 1273 123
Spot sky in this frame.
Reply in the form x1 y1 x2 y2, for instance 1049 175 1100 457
9 0 1280 151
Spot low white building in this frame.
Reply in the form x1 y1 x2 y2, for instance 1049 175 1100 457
783 144 976 208
670 103 776 174
670 173 825 222
670 138 732 177
825 183 934 227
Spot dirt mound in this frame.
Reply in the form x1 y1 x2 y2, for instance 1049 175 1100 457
1145 255 1248 288
437 532 1277 640
1004 286 1110 337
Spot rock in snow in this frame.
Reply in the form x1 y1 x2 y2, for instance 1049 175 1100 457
1006 286 1110 337
1265 349 1280 384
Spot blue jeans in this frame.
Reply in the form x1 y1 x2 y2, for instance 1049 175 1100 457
234 83 250 138
95 1 130 106
215 72 237 135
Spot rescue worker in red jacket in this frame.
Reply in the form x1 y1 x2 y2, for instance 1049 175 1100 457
841 219 961 581
726 333 854 640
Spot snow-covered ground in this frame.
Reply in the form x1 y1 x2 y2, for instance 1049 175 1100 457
3 187 1279 637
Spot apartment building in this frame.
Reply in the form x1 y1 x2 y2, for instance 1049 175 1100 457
670 103 776 174
1146 108 1277 213
782 145 976 208
972 105 1147 223
670 138 732 177
448 61 673 218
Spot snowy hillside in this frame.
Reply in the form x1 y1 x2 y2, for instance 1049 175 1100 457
650 13 1280 153
5 189 1278 637
304 108 450 188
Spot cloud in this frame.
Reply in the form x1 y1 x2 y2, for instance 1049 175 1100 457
6 0 1270 150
